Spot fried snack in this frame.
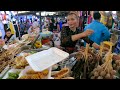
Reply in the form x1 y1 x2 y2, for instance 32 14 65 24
30 74 40 79
19 69 49 79
13 56 29 69
53 68 69 79
19 73 47 79
38 72 46 79
42 69 49 75
19 75 31 79
26 69 38 74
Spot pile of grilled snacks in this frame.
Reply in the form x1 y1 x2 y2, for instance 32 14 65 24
0 43 29 73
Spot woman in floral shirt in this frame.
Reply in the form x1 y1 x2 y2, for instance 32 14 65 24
61 13 101 53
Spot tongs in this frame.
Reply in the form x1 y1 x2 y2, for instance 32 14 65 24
31 34 40 49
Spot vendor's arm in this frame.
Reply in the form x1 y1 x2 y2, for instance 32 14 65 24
82 36 99 49
83 37 109 51
61 27 93 46
72 30 93 41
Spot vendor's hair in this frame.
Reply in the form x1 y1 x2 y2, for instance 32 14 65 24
67 12 79 20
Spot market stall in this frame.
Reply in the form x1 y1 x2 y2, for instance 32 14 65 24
0 34 120 79
1 11 120 79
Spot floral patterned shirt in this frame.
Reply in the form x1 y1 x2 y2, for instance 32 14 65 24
61 26 94 48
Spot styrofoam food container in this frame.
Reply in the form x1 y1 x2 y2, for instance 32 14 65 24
25 47 69 72
2 68 23 79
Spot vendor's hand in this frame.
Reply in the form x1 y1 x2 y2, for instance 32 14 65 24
82 30 94 37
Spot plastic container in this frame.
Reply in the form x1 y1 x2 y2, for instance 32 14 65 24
2 68 23 79
25 47 69 72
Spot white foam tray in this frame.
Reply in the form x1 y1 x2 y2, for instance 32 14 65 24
0 65 10 78
25 47 69 72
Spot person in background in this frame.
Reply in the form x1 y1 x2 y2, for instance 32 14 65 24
19 21 25 37
61 12 101 54
53 19 60 32
84 11 110 45
49 19 54 32
4 28 17 44
99 11 108 26
42 22 45 30
58 19 63 32
0 30 5 47
82 11 88 30
106 11 114 30
28 21 40 35
26 19 31 30
4 24 8 31
13 21 20 39
114 11 120 30
113 11 120 54
62 19 68 27
8 19 16 35
87 11 93 24
0 17 5 39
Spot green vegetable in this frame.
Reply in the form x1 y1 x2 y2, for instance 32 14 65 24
7 71 20 79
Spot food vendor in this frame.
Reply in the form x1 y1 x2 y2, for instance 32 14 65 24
60 12 105 54
4 28 17 44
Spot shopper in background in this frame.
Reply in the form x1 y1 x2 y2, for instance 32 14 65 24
113 11 120 53
8 19 16 35
58 19 63 32
84 11 110 45
61 12 101 54
49 18 54 32
0 16 5 39
87 11 93 24
28 21 40 35
19 21 25 36
4 24 8 31
26 19 31 30
53 19 60 33
106 11 114 30
99 11 108 26
114 11 120 30
4 28 17 44
13 21 20 39
62 19 68 27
